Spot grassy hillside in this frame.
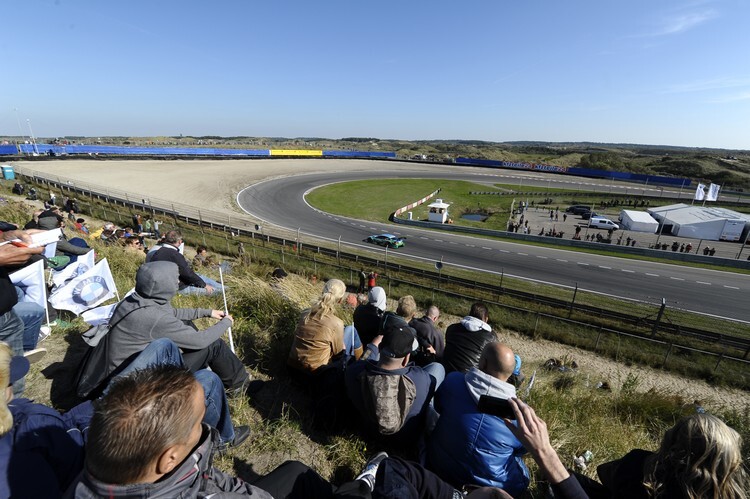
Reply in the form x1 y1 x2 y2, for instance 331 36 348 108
3 196 748 497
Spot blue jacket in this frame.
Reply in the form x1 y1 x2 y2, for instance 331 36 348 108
0 398 93 498
427 369 529 496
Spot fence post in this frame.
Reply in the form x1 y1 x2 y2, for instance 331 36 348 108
568 283 578 318
662 343 673 367
533 313 540 335
594 325 603 350
651 298 666 338
713 353 724 372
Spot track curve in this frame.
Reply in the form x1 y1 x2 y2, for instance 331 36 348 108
236 166 750 322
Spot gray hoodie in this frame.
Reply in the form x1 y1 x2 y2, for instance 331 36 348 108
105 261 231 375
464 367 516 403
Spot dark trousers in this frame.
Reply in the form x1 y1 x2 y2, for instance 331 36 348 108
182 338 247 390
254 461 370 499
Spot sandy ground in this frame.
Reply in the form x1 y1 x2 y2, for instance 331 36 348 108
13 158 750 410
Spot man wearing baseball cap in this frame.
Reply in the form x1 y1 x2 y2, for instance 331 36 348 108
345 318 445 444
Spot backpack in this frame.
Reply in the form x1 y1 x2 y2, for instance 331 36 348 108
358 370 416 435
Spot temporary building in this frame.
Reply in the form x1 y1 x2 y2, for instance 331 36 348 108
619 210 659 233
647 203 750 241
427 199 451 223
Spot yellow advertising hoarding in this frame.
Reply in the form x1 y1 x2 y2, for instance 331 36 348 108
270 149 323 156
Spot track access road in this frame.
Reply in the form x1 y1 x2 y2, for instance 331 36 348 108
237 167 750 322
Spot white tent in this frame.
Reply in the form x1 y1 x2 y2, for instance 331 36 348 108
619 210 659 233
647 204 750 241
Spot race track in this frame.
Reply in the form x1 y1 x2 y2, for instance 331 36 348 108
17 158 749 321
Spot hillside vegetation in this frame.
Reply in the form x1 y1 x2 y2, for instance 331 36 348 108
2 196 748 498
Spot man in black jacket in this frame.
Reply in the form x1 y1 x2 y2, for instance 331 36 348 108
148 230 220 295
442 302 497 374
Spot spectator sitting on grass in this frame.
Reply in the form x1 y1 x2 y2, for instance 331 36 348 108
428 342 529 496
353 286 387 346
442 302 497 374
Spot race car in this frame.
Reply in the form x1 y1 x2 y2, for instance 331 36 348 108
365 233 406 248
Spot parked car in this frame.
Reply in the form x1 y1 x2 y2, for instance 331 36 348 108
580 211 601 220
566 205 592 215
365 233 406 248
588 217 620 230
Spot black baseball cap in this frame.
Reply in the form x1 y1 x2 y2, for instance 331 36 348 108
380 323 419 358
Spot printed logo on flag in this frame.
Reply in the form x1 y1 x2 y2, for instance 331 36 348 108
72 276 111 306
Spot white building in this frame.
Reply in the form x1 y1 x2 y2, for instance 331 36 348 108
427 199 451 223
647 203 750 241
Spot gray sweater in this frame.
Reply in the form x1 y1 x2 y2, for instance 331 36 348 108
105 261 231 375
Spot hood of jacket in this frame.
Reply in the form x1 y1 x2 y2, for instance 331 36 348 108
460 315 491 332
464 367 516 405
37 215 62 231
134 261 179 303
70 425 215 499
368 286 386 311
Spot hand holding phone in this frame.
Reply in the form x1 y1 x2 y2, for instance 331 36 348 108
478 395 515 419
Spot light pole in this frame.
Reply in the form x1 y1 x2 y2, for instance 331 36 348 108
26 119 39 155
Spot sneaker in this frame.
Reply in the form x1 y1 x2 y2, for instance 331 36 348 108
24 348 47 364
38 326 52 343
227 375 253 399
218 425 251 453
355 451 388 491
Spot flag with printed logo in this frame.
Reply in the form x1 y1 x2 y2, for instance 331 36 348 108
51 250 95 289
49 258 117 315
694 183 706 201
10 259 47 310
706 183 720 202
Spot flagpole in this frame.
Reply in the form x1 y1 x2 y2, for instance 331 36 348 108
218 266 235 353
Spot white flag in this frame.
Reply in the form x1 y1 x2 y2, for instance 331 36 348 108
51 250 96 289
43 241 57 259
81 288 134 326
49 258 117 315
694 183 706 201
81 304 116 326
10 259 47 310
706 183 720 202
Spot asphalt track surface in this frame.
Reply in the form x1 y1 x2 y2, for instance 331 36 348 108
237 168 750 323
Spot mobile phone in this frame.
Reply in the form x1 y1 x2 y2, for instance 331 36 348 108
478 395 515 419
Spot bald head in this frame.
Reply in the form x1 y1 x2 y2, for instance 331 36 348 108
479 342 515 381
426 306 440 321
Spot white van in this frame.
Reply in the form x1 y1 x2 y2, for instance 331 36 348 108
588 217 619 230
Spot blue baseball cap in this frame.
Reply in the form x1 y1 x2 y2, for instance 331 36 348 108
9 356 29 385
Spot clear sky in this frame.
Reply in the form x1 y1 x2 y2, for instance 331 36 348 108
2 0 749 149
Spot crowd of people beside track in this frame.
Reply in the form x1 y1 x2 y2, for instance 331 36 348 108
0 192 747 498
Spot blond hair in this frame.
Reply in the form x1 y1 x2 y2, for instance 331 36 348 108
305 279 346 323
0 343 14 434
396 295 418 321
644 413 748 499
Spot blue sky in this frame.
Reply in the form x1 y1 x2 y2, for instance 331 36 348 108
2 0 749 149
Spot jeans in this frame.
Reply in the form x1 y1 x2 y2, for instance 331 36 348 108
195 370 234 444
178 274 224 296
12 300 45 351
106 338 235 444
0 310 25 396
182 338 248 390
422 362 446 393
343 325 362 357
